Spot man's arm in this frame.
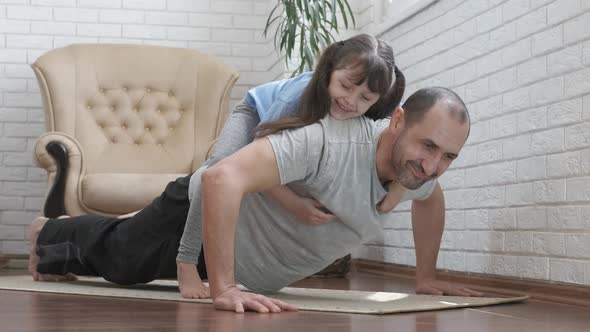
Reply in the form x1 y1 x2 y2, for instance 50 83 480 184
201 137 298 313
411 182 482 296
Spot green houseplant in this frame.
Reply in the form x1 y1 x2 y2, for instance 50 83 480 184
264 0 356 75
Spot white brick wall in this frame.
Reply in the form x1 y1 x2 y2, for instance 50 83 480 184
0 0 284 255
354 0 590 286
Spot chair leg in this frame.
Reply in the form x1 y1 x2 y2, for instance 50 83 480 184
43 141 69 218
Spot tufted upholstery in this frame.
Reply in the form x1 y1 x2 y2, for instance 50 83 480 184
32 44 239 216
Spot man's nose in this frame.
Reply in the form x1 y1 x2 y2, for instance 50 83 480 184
422 155 441 176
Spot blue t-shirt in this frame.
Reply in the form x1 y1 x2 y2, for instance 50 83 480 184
245 72 313 123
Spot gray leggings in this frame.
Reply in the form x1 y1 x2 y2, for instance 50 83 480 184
176 100 261 264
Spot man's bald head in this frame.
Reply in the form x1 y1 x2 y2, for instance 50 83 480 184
402 87 470 136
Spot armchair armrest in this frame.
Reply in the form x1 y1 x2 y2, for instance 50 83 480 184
34 132 86 217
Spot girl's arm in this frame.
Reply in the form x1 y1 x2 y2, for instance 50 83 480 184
377 181 407 214
267 185 335 225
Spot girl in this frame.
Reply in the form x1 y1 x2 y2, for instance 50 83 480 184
177 33 407 298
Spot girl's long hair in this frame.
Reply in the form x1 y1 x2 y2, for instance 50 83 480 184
256 34 405 137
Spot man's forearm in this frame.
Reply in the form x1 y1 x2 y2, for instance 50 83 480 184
202 165 243 298
411 183 445 281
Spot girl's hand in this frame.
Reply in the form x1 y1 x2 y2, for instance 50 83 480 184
377 182 407 214
288 197 336 225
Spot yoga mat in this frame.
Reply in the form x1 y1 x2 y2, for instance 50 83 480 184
0 275 528 315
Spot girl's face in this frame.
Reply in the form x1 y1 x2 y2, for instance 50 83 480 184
327 67 381 120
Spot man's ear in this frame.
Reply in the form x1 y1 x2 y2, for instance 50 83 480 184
390 107 405 130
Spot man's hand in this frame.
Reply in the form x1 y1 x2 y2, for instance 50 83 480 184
416 279 483 297
289 197 336 225
213 286 298 313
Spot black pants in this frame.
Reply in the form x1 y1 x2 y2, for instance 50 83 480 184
35 174 207 285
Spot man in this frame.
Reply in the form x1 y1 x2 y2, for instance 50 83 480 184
29 87 480 314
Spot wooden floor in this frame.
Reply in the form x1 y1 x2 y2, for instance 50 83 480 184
1 269 589 332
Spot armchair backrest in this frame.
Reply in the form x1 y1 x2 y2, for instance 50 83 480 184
32 44 239 175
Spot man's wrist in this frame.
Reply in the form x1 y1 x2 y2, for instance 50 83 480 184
415 267 436 283
211 282 238 298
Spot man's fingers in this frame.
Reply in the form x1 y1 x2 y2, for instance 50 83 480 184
417 286 443 295
461 287 483 296
259 297 282 313
214 289 297 313
246 296 297 313
272 298 298 311
440 286 481 297
234 301 245 313
431 289 444 296
244 299 270 313
442 285 481 297
417 281 484 298
447 288 471 296
454 288 475 296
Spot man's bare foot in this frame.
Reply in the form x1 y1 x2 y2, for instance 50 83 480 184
28 217 47 280
28 216 77 282
177 261 210 299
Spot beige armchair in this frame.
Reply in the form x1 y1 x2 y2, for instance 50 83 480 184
32 44 239 218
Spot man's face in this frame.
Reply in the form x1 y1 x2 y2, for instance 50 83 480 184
327 67 380 120
391 103 469 190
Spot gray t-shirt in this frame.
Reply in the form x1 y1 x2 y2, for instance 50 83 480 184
182 115 436 294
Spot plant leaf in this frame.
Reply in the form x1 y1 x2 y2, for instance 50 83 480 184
263 0 357 75
263 2 281 36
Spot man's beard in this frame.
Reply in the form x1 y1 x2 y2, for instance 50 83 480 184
391 138 437 190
